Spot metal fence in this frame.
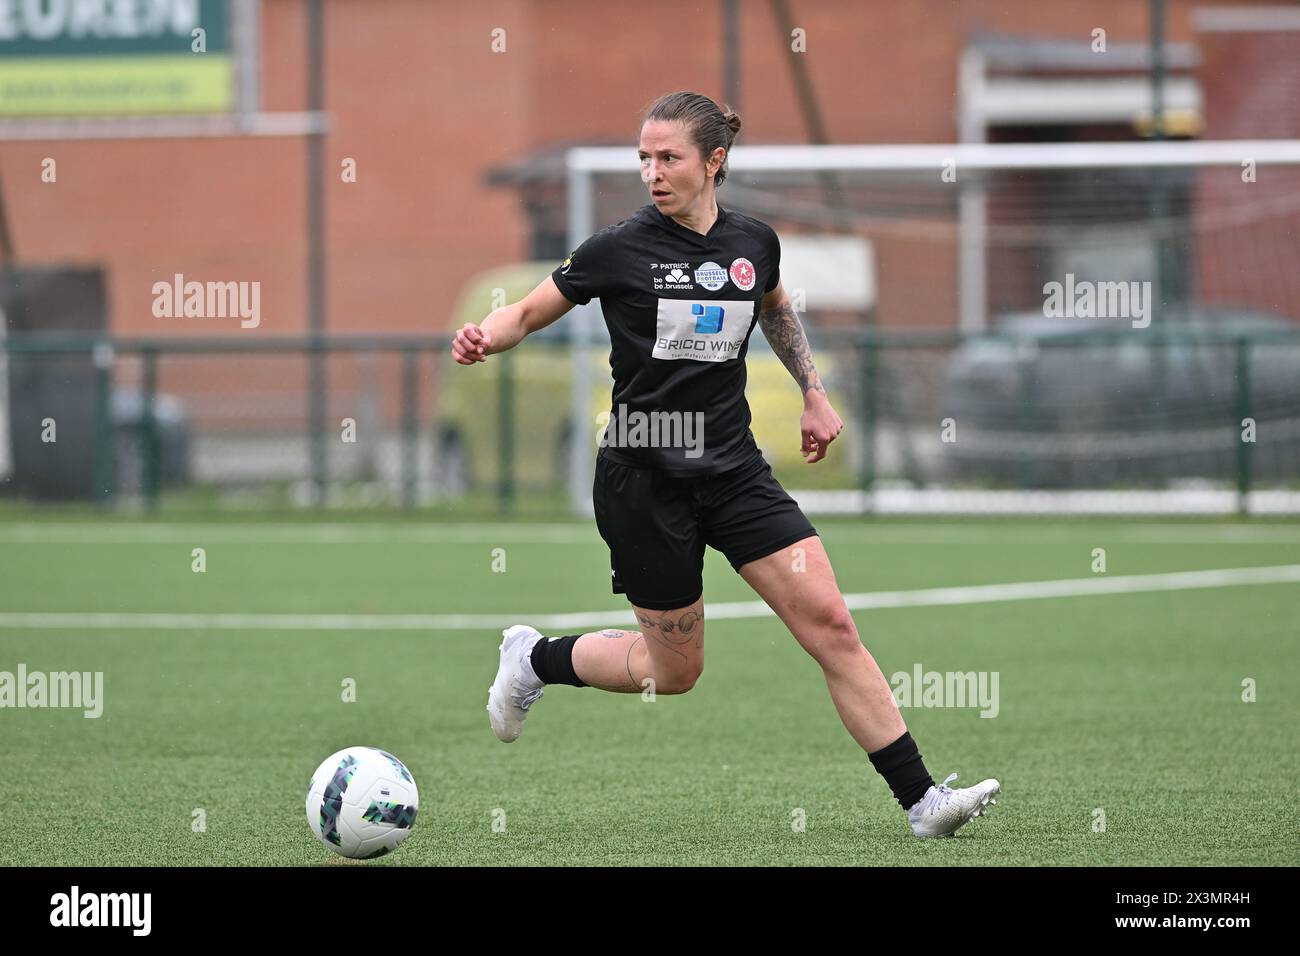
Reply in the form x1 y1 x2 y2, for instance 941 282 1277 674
2 325 1298 515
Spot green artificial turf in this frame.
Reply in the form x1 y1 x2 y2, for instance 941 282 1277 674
1 516 1296 865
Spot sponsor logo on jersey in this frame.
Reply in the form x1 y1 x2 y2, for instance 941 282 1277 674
729 257 756 291
561 252 575 275
652 298 754 362
694 261 728 291
653 267 694 291
693 303 724 333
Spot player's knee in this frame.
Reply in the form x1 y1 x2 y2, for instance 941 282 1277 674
656 660 704 695
803 606 862 663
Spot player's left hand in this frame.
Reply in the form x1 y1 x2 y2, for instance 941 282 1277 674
800 391 843 464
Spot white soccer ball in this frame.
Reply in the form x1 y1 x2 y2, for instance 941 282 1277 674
306 746 419 859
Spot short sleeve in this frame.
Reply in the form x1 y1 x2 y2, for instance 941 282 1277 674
552 227 621 306
763 224 781 294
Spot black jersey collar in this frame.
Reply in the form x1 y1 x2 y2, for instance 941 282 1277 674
647 202 728 246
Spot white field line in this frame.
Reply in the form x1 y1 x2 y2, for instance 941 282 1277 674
3 522 1300 545
0 523 597 545
1 564 1298 632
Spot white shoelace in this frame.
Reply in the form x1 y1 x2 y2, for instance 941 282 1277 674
510 678 543 711
918 773 960 814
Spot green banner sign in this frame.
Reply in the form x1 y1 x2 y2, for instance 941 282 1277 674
0 0 232 116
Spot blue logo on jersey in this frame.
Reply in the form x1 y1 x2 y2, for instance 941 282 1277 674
692 303 725 334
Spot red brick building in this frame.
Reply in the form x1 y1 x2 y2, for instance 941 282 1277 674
1 0 1296 338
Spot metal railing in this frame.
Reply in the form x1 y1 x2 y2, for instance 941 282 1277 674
2 325 1298 514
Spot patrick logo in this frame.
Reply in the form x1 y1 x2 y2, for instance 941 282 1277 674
729 257 756 291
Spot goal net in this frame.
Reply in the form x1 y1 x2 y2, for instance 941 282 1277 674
565 141 1300 515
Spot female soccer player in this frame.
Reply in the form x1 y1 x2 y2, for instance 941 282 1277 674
453 92 999 837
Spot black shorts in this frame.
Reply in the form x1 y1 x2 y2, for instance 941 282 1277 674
592 449 818 610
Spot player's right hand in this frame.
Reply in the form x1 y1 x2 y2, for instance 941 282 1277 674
452 323 492 365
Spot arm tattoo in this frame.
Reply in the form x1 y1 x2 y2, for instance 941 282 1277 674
758 300 825 397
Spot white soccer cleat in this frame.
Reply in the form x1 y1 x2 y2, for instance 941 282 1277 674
907 772 1001 838
486 624 546 743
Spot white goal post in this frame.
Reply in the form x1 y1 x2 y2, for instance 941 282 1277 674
565 140 1300 517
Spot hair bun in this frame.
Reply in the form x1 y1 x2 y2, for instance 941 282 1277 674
723 109 743 143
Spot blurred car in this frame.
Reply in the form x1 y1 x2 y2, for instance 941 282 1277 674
111 389 191 493
0 366 190 500
940 306 1300 487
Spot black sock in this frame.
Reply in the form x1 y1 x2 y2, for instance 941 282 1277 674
867 731 935 810
529 634 587 687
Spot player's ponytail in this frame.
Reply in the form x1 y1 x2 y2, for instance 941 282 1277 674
643 91 741 187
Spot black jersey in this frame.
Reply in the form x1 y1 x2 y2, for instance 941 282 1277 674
551 202 780 476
